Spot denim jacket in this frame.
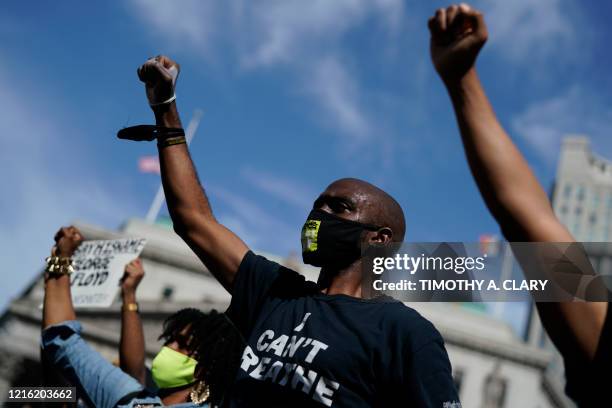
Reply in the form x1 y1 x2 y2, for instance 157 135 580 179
41 320 208 408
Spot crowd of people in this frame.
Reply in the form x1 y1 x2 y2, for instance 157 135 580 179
39 3 610 407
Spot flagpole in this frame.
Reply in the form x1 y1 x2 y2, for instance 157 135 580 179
145 109 203 224
493 241 513 318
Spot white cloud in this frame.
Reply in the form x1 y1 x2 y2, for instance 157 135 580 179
128 0 403 144
241 167 316 212
301 57 372 142
129 0 220 58
234 0 403 68
512 86 612 165
130 0 402 67
480 0 578 64
209 185 298 254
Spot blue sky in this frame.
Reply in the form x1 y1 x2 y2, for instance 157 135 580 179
2 0 612 315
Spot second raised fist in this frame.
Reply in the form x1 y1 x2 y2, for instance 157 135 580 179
428 4 488 82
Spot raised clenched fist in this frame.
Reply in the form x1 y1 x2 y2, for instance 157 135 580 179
137 55 180 107
121 258 145 294
428 4 488 82
53 226 83 257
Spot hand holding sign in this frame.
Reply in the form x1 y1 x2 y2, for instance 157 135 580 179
53 226 83 257
121 258 145 295
71 238 147 308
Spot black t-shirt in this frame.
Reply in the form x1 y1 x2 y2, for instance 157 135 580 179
565 302 612 407
225 251 460 407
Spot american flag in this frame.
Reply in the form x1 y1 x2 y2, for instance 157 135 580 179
138 155 160 174
479 234 500 257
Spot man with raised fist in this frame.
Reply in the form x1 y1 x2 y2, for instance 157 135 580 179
429 4 611 406
134 56 460 406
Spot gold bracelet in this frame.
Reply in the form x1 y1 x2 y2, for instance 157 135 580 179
45 255 74 275
157 135 186 148
123 302 139 312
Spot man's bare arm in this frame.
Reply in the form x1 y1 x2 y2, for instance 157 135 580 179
119 258 146 384
137 56 248 292
429 4 606 360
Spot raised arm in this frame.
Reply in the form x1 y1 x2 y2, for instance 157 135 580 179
42 226 82 329
428 4 606 360
137 56 249 292
41 226 82 389
119 258 146 385
42 227 145 407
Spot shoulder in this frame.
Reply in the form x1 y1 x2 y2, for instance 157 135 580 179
380 302 444 351
240 251 304 281
236 250 317 296
239 250 282 274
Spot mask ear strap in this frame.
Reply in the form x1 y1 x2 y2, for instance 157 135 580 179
312 209 383 231
353 219 384 231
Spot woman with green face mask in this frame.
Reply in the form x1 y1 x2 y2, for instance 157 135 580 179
149 308 243 406
118 258 218 403
41 226 244 408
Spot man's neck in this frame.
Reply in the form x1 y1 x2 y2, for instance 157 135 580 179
318 261 363 298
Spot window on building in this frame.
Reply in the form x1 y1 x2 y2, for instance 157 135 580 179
590 213 597 225
577 186 585 201
482 364 507 408
161 285 174 300
560 205 568 215
563 184 572 198
575 207 582 216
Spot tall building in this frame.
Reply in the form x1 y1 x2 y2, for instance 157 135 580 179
553 136 612 243
0 219 565 407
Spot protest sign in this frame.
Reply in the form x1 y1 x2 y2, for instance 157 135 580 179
70 238 146 308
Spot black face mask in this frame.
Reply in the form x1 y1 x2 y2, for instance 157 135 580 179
301 209 381 268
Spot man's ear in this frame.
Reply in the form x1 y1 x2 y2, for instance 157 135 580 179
368 227 393 246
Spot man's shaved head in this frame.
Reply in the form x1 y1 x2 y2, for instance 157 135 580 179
313 178 406 242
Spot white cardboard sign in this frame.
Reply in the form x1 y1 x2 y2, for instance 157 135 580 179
70 238 147 308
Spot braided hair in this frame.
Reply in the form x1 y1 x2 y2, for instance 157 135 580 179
158 308 245 406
